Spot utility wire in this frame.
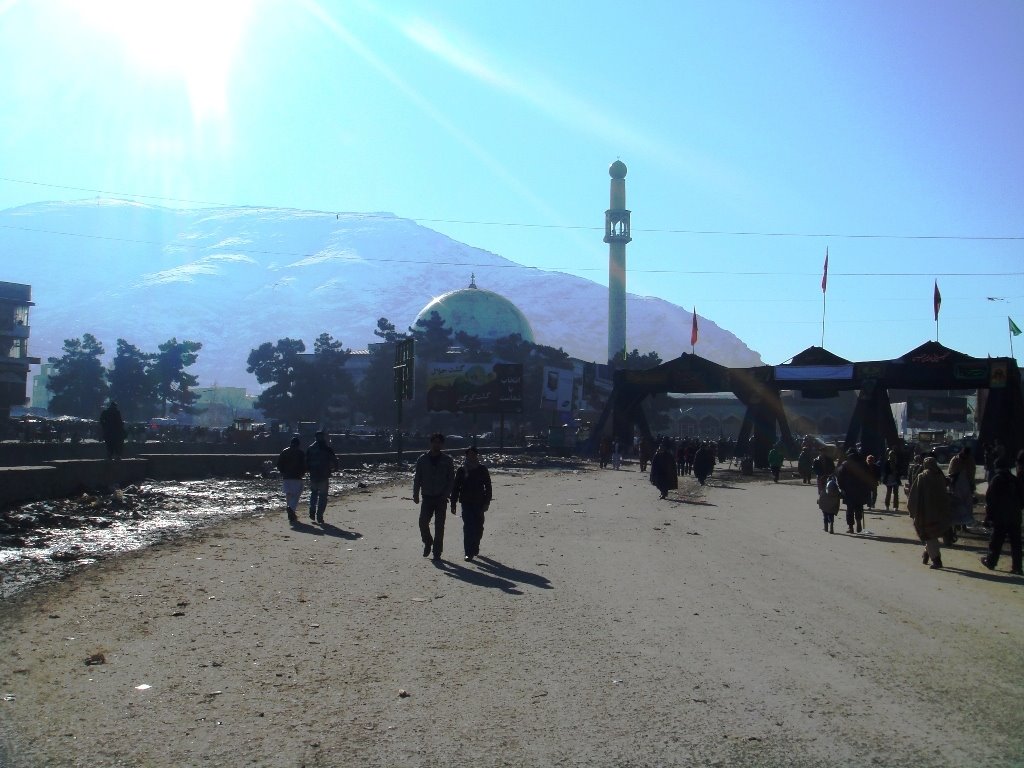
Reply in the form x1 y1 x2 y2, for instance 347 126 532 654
2 222 1022 278
2 176 1022 242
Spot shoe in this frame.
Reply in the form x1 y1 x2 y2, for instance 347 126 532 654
1011 569 1023 576
856 521 862 533
432 553 441 561
981 557 996 571
922 550 930 565
288 513 297 523
847 526 854 534
829 523 834 534
316 515 324 525
930 559 943 569
423 544 431 557
309 510 316 521
464 555 473 562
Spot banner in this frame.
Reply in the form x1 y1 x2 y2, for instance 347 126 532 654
426 361 523 413
540 366 574 412
906 396 968 426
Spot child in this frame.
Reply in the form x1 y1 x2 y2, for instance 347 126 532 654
818 473 841 534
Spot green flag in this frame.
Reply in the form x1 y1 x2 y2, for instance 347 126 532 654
1011 316 1022 337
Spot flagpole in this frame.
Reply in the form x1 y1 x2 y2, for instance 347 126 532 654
820 247 828 347
821 291 826 348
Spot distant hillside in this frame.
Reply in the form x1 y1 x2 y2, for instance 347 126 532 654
3 200 763 390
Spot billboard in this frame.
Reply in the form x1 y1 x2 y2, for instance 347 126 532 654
540 366 575 412
426 361 523 413
906 396 969 426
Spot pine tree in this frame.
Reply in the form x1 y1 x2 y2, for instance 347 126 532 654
246 338 307 423
149 338 203 417
108 339 158 421
47 334 109 418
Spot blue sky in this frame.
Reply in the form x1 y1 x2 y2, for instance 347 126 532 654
2 0 1022 366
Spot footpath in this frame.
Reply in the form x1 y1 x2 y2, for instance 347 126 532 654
1 462 1022 767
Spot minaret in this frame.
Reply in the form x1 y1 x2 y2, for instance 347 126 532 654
605 160 631 363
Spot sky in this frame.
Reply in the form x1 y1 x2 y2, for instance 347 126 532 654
1 0 1022 367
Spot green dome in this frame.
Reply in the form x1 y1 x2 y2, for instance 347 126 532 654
414 279 535 344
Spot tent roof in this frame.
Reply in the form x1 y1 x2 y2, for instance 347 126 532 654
784 346 852 366
895 340 976 364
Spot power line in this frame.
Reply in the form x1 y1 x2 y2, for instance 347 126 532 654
2 176 1022 242
2 222 1022 278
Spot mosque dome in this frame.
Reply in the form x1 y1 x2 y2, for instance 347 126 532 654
414 275 536 344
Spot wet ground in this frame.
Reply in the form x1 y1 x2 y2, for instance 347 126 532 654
0 455 581 599
0 468 405 599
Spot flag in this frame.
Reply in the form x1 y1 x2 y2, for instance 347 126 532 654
690 308 698 346
1011 316 1022 337
933 280 941 321
821 248 828 293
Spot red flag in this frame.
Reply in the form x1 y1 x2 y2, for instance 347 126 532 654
821 248 828 293
933 280 941 321
690 308 698 346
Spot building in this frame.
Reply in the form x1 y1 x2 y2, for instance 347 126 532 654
0 282 41 428
413 274 535 345
31 362 53 411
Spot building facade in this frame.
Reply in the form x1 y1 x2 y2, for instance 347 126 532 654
0 282 41 429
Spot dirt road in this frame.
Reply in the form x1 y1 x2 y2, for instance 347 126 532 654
2 463 1022 767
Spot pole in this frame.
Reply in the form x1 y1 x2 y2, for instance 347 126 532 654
821 291 826 347
395 394 403 464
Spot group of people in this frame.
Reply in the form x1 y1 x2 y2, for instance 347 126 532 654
275 430 339 524
810 438 1023 575
276 431 492 563
412 433 492 561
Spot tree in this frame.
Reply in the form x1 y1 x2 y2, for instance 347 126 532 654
409 310 454 416
246 338 307 423
296 332 353 425
108 339 158 421
149 338 203 416
47 333 108 418
358 318 408 426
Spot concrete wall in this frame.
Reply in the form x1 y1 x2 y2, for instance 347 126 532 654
1 460 148 507
1 447 527 508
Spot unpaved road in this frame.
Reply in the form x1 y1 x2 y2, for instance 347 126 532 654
2 463 1022 767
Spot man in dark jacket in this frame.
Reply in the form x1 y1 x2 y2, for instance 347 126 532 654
836 449 873 534
276 436 305 524
450 446 492 561
305 430 338 524
981 453 1023 575
413 433 455 559
99 401 127 460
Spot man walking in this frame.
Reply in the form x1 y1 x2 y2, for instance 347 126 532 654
450 446 492 561
836 448 872 533
99 401 127 460
276 436 305 524
306 430 338 525
981 453 1023 575
413 433 455 560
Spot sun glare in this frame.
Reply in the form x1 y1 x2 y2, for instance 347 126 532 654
70 0 251 121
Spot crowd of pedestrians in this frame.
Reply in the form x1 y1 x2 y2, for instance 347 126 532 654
272 425 1021 580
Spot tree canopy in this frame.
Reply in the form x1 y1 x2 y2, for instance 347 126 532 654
47 333 109 418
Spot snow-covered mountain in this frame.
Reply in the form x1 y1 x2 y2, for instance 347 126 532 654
3 200 762 390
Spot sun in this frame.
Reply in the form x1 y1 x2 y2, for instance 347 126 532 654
70 0 251 121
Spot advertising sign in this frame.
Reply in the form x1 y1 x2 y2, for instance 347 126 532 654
426 361 523 413
906 396 969 426
540 366 575 412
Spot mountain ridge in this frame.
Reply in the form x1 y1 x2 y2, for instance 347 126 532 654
3 200 763 391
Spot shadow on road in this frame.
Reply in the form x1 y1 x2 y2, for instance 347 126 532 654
668 497 717 507
289 520 362 540
433 555 552 595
